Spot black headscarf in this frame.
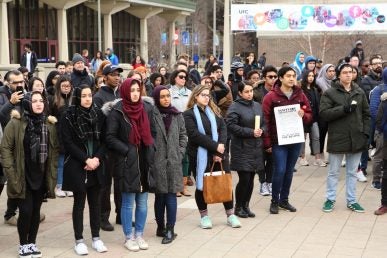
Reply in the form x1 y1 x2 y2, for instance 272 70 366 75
65 86 100 143
152 85 180 132
22 91 48 171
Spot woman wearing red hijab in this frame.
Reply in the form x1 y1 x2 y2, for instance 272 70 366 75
105 78 156 252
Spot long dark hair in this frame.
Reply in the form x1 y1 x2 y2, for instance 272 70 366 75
300 70 316 91
53 75 72 110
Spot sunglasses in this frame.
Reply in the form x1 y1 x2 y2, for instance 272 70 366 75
178 75 186 79
266 75 278 79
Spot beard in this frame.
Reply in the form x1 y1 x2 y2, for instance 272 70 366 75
375 67 383 74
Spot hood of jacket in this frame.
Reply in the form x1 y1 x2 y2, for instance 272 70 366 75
101 96 154 116
10 109 57 124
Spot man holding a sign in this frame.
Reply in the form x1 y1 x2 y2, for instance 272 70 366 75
320 63 370 213
263 67 312 214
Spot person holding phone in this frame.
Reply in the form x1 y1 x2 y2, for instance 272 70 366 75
0 70 27 226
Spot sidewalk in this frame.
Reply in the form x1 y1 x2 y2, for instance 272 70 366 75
0 161 386 258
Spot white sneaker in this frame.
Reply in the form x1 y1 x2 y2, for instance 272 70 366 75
124 239 139 252
74 242 88 255
341 160 346 167
313 159 327 167
136 236 149 250
65 191 74 197
55 188 66 198
259 182 270 196
356 170 367 182
92 239 107 253
299 158 309 166
267 183 272 195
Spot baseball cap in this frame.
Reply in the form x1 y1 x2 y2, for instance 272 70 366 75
102 65 123 75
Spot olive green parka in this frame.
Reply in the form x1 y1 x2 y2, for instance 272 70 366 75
0 110 59 199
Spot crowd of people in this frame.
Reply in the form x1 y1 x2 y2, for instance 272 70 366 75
0 41 387 258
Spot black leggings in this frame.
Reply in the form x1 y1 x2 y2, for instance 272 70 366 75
235 171 255 207
195 189 233 211
73 184 101 240
16 185 44 245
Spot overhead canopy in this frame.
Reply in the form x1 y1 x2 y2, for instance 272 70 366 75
231 4 387 33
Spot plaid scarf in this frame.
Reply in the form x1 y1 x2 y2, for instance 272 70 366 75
66 105 100 143
24 110 48 172
22 92 49 172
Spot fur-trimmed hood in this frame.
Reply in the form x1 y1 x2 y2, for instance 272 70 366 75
10 109 58 124
101 96 154 116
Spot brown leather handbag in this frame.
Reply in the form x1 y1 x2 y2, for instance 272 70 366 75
203 162 233 204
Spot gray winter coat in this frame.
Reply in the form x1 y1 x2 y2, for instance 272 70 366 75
153 108 187 193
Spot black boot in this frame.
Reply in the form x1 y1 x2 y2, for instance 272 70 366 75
235 206 248 218
156 224 165 237
244 202 255 218
162 225 175 244
100 220 114 231
270 201 279 214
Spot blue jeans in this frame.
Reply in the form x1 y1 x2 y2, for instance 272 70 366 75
326 152 362 204
272 143 302 203
154 193 177 226
56 154 64 187
121 192 148 238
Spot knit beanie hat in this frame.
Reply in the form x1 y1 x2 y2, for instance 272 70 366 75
72 53 85 65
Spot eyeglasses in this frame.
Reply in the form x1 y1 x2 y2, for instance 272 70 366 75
199 93 211 98
178 75 186 80
61 84 71 88
266 75 278 79
362 64 369 67
372 62 382 65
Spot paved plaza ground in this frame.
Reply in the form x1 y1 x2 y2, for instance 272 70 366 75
0 159 386 258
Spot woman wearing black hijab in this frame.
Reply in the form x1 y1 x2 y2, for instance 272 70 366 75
1 91 59 258
62 85 107 255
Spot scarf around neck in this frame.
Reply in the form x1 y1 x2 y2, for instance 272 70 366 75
153 85 180 132
120 78 153 146
193 104 218 190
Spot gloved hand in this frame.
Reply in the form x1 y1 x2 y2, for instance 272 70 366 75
343 101 357 113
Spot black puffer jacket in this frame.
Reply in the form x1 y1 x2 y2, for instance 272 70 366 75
104 97 156 193
71 69 94 89
361 70 382 102
226 98 264 172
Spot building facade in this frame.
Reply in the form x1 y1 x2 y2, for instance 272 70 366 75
1 0 195 68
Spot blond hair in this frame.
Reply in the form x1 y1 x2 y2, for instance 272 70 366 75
186 85 222 117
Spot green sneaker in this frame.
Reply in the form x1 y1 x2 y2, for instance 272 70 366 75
227 215 241 228
347 202 365 213
200 216 212 229
322 200 335 212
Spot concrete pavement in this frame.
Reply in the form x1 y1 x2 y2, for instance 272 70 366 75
1 161 386 258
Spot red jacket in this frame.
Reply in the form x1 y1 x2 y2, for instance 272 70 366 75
262 85 313 148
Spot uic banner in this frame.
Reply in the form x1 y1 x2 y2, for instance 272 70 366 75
231 4 386 32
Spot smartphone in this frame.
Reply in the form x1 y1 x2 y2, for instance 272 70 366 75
16 86 24 94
